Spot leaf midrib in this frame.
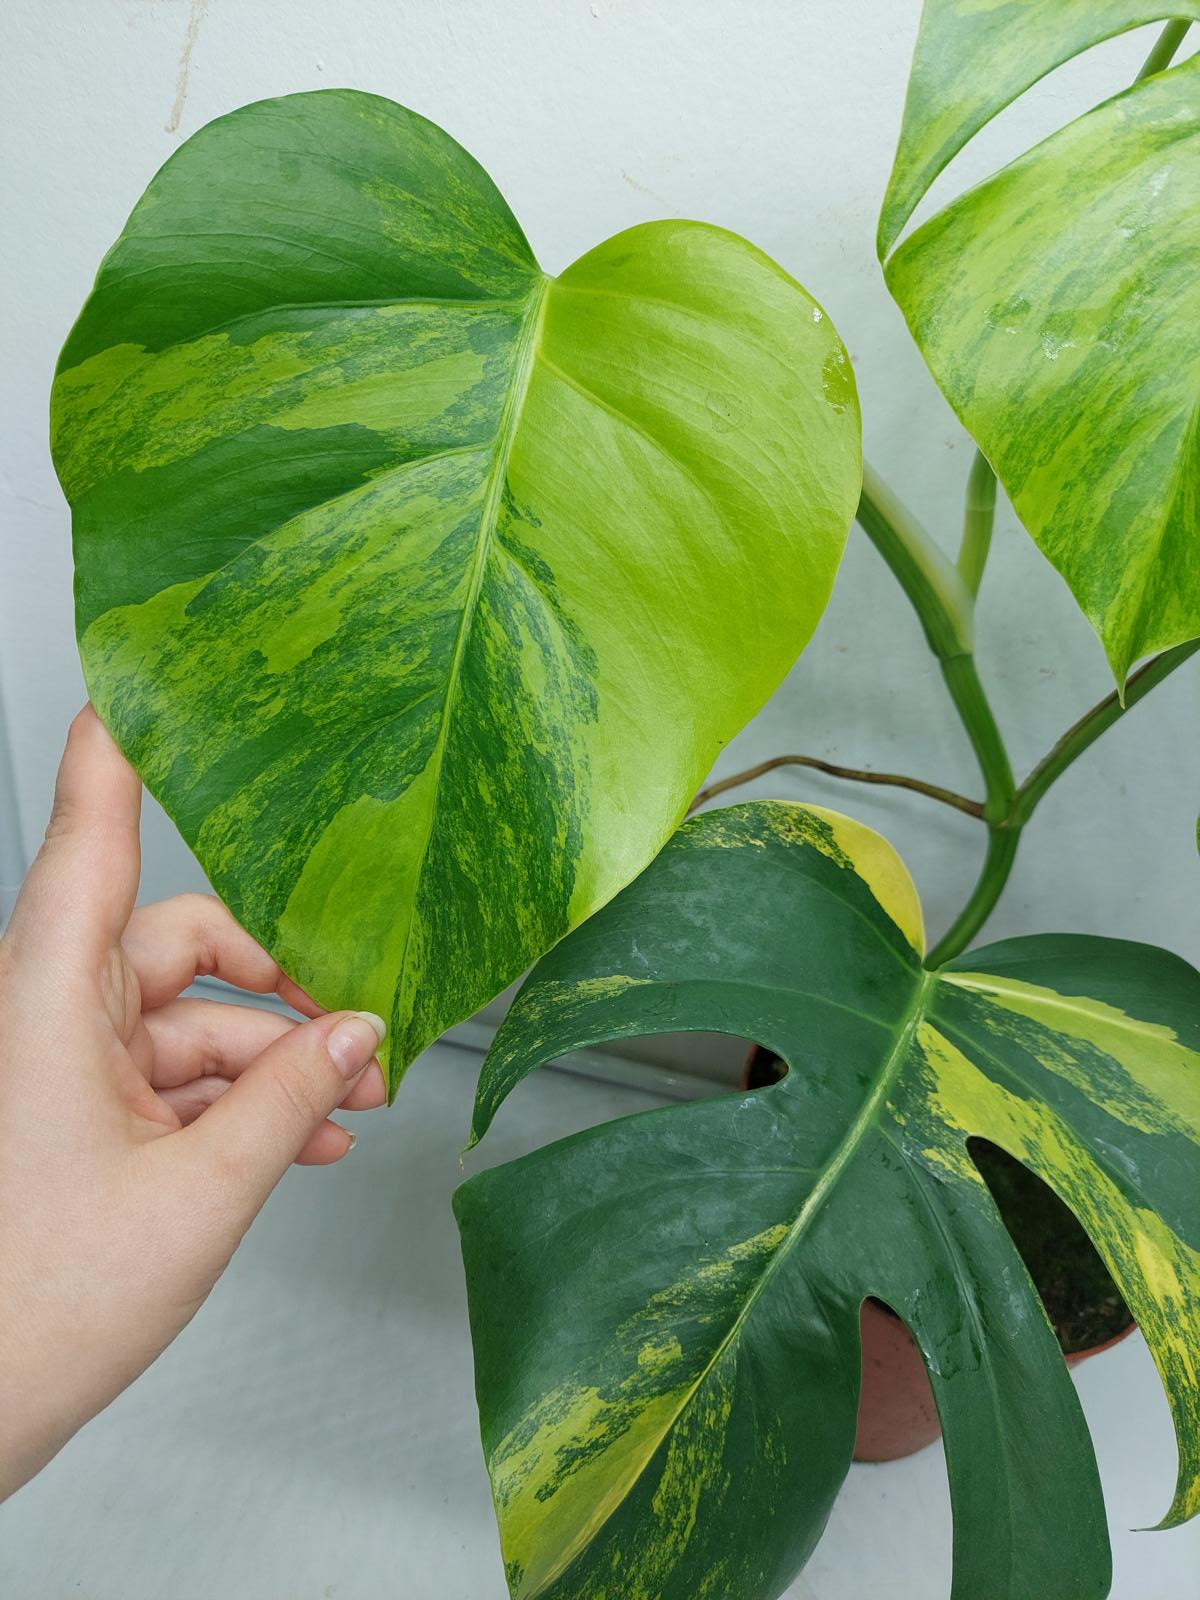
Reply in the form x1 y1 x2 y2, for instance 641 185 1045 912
524 965 934 1598
389 272 551 1074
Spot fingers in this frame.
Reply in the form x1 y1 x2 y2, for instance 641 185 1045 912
143 998 294 1087
179 1010 386 1209
8 708 141 961
157 1075 354 1164
142 998 386 1110
293 1120 357 1166
333 1060 388 1113
158 1072 229 1124
123 894 322 1015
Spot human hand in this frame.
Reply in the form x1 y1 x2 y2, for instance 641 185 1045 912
0 707 387 1498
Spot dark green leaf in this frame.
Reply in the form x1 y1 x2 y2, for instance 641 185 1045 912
458 802 1200 1599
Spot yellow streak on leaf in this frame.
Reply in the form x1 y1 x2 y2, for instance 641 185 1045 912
490 1224 789 1597
798 803 925 955
942 970 1200 1140
494 1381 692 1599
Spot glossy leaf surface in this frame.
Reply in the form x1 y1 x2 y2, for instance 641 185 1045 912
885 54 1200 684
51 91 860 1085
878 0 1200 256
458 803 1200 1600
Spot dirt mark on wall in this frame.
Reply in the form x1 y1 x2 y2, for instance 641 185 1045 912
166 0 209 134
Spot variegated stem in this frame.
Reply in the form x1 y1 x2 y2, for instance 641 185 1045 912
857 462 975 659
856 460 1200 969
957 449 997 598
856 464 1013 818
857 463 1019 964
1136 18 1192 80
926 656 1017 967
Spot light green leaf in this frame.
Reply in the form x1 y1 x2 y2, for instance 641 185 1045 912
878 1 1200 257
884 54 1200 684
51 91 861 1087
458 802 1200 1600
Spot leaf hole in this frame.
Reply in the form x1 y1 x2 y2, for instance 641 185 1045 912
966 1138 1132 1354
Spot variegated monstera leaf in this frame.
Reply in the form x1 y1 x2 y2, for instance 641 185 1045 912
457 802 1200 1600
881 3 1200 684
50 91 861 1086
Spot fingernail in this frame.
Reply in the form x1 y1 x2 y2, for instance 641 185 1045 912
327 1012 387 1078
345 1130 358 1153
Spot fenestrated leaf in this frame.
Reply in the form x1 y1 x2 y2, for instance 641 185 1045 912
877 0 1200 257
457 802 1200 1600
50 91 861 1087
884 55 1200 685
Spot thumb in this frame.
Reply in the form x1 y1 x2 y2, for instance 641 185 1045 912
182 1009 386 1210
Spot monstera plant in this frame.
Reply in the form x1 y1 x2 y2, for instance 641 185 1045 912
48 5 1199 1600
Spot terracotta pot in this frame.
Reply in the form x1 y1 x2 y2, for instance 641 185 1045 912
854 1298 942 1460
853 1299 1136 1462
1064 1322 1138 1368
741 1045 1137 1462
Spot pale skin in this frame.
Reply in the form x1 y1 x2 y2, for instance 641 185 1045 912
0 707 388 1499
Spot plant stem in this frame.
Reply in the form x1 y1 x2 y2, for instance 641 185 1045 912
857 465 1013 817
926 827 1021 968
926 642 1199 966
1135 18 1192 80
857 463 975 660
689 752 983 818
922 654 1018 966
957 450 997 597
938 654 1015 821
1013 639 1200 826
857 469 1018 963
856 460 1197 965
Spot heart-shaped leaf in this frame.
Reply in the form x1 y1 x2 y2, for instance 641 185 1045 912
882 20 1200 685
51 91 861 1085
457 802 1200 1600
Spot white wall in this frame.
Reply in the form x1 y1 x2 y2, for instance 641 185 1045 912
2 0 1197 975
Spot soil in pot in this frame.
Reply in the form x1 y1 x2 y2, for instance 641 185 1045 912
967 1137 1131 1355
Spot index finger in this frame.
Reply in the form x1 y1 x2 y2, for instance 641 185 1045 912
122 893 323 1016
